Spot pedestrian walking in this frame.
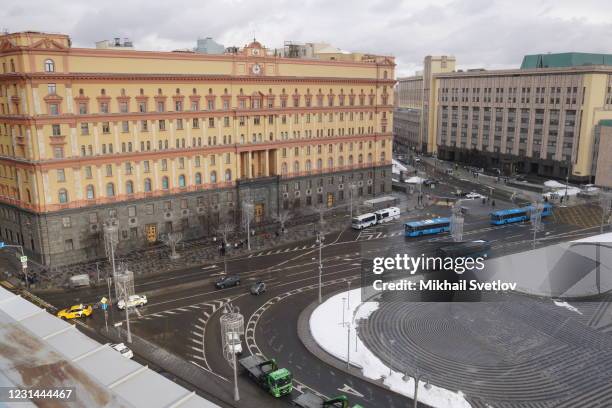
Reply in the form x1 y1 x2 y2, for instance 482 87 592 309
492 200 496 207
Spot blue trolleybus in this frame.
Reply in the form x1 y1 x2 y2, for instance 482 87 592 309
405 218 451 237
489 203 553 225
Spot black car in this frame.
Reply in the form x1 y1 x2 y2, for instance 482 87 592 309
250 281 266 295
215 275 240 289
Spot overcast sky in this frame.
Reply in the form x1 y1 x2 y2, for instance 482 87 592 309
2 0 612 76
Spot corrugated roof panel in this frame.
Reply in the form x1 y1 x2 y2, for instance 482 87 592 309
45 326 102 360
1 295 41 320
19 310 67 338
0 286 221 408
74 346 143 386
112 369 191 407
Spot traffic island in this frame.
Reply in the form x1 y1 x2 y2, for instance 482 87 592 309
297 289 471 408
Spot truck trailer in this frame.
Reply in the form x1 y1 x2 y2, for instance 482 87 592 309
292 392 364 408
239 355 293 397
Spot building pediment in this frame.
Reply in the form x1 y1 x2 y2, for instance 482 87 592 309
0 39 18 52
30 38 68 50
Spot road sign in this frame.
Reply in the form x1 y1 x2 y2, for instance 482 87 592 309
100 296 108 304
20 256 27 263
101 303 108 311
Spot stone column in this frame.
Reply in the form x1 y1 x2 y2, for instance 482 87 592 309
264 149 269 177
247 151 252 179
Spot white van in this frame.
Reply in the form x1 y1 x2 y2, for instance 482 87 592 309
374 207 400 224
351 213 377 230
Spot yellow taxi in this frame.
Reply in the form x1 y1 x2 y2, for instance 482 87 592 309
56 304 93 320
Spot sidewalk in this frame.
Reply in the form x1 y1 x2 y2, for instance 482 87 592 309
2 210 353 291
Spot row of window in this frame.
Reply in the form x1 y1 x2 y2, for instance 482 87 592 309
57 171 233 203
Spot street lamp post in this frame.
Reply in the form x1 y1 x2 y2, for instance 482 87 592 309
220 307 244 402
349 182 357 221
403 372 432 408
316 231 324 304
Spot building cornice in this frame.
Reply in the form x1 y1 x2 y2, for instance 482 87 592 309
0 72 396 86
433 65 612 79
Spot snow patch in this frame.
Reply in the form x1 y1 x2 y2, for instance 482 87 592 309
310 289 471 408
573 232 612 243
553 300 583 315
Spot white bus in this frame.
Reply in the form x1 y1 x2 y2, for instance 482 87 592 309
374 206 400 224
351 213 377 230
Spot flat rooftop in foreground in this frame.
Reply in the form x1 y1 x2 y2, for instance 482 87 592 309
0 286 219 408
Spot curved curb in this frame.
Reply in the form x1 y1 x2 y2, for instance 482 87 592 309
296 290 429 407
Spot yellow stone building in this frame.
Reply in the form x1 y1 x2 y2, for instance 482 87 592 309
0 31 394 266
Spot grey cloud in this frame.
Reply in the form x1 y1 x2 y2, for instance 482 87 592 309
1 0 610 76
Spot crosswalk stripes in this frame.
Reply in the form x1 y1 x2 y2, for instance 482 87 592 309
134 297 232 322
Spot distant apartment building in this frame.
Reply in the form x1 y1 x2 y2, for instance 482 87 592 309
0 31 394 266
593 120 612 188
392 107 420 154
394 56 456 152
194 37 225 55
396 52 612 182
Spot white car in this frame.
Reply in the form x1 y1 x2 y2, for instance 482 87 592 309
111 343 134 359
117 294 148 310
465 192 485 200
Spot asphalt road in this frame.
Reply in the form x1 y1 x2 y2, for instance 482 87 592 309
34 177 601 408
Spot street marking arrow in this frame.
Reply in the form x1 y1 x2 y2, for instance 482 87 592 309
337 384 364 398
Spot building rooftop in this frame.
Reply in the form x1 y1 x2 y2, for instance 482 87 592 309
520 52 612 69
0 285 220 408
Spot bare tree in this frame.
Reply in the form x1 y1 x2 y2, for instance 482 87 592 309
163 231 183 260
313 204 327 228
242 201 254 250
273 210 292 234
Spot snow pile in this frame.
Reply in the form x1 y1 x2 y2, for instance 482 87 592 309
392 159 408 174
543 180 581 197
405 176 424 184
310 289 471 408
553 300 583 315
544 180 566 188
573 232 612 243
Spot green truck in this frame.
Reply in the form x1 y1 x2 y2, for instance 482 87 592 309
293 392 364 408
238 355 293 397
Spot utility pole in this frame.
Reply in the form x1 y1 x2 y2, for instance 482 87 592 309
115 266 134 344
600 193 612 234
316 231 324 304
347 280 351 310
530 201 544 250
220 307 244 402
450 201 464 242
349 182 356 220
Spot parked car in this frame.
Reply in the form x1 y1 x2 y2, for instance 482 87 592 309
117 294 148 310
111 343 134 359
423 178 438 186
250 281 266 295
465 192 485 200
215 275 241 289
57 304 93 320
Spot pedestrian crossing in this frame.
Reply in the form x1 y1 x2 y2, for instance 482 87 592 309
356 230 404 241
247 244 318 258
134 297 232 321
